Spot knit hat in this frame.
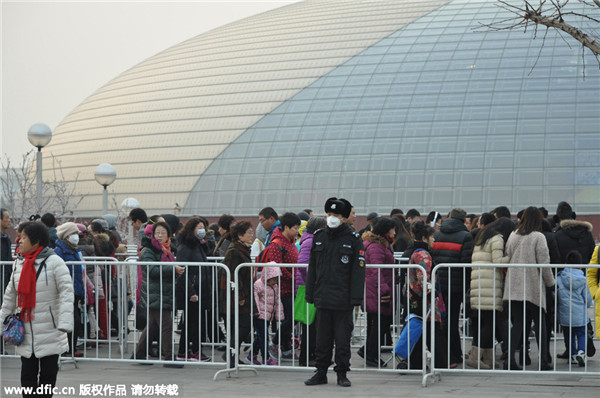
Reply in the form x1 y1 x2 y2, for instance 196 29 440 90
449 208 467 221
102 214 118 229
91 218 109 230
297 211 310 221
75 223 87 235
57 222 79 240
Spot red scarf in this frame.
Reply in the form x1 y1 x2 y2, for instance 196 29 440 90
151 236 174 262
161 238 173 261
18 246 44 322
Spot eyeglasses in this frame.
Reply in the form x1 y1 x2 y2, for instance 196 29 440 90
155 230 168 236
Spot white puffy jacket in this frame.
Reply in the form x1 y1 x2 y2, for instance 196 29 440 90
0 247 74 358
470 234 509 311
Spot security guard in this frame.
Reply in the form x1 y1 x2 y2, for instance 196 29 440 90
304 197 365 387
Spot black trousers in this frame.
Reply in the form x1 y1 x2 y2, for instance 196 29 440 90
20 354 59 398
441 291 464 364
178 302 200 355
314 308 353 372
366 313 392 360
471 310 496 349
271 295 293 351
408 321 448 369
299 319 316 365
228 312 251 361
507 300 549 367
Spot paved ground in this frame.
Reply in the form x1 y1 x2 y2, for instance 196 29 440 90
2 355 599 398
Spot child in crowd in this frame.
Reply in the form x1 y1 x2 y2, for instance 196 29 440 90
250 264 283 365
557 251 593 366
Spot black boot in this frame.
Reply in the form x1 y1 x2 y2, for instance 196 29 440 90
337 371 351 387
503 360 522 371
518 349 531 366
357 346 364 359
305 368 327 386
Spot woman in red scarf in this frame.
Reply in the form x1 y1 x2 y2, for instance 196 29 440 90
0 221 74 397
131 222 184 367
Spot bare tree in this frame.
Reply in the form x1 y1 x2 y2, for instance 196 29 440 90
45 154 86 222
0 151 46 222
1 151 85 225
480 1 600 74
111 192 129 242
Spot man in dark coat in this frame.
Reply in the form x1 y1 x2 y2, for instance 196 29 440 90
553 202 595 264
41 213 58 249
305 197 365 388
552 201 596 359
431 207 473 367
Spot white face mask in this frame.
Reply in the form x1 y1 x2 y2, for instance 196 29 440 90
68 234 79 246
197 228 206 239
327 215 341 229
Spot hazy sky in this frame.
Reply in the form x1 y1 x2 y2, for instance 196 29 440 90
1 0 298 163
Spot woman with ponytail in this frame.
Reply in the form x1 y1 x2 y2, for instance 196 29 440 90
0 221 74 396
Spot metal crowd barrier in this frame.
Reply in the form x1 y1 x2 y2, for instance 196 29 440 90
1 259 232 370
4 258 598 387
214 262 429 382
425 262 599 386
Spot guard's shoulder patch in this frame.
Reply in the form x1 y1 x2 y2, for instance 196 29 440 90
359 256 365 267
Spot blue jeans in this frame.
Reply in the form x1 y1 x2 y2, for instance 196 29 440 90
568 326 586 354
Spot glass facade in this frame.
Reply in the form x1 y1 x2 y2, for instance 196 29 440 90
48 0 599 216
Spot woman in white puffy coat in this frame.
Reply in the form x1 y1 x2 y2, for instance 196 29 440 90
468 218 513 369
0 222 74 396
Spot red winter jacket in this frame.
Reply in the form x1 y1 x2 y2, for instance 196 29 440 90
265 227 298 297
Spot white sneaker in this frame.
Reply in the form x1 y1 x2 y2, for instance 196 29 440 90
570 355 578 364
575 351 585 367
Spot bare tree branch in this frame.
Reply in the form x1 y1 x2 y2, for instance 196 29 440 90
45 153 86 222
479 0 600 74
1 151 37 223
1 151 86 224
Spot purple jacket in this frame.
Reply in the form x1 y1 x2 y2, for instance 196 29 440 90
295 232 313 294
362 232 395 315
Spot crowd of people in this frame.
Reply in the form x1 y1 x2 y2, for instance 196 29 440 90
0 198 599 392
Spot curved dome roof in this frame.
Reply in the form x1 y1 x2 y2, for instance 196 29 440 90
47 0 599 216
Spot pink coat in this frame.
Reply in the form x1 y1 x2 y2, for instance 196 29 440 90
362 232 396 315
254 263 284 321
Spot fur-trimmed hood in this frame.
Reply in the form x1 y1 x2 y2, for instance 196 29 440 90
361 231 390 248
559 219 593 234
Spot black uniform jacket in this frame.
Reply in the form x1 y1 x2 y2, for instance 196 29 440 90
305 223 365 311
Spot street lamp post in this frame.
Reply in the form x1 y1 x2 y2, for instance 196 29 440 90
94 163 117 214
27 123 52 213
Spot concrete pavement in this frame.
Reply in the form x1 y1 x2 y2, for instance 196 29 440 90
2 356 599 398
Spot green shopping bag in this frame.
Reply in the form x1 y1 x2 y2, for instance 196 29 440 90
294 285 316 325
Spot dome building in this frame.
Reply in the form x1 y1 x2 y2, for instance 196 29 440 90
46 0 600 217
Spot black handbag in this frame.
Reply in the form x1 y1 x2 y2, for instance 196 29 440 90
587 321 596 357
